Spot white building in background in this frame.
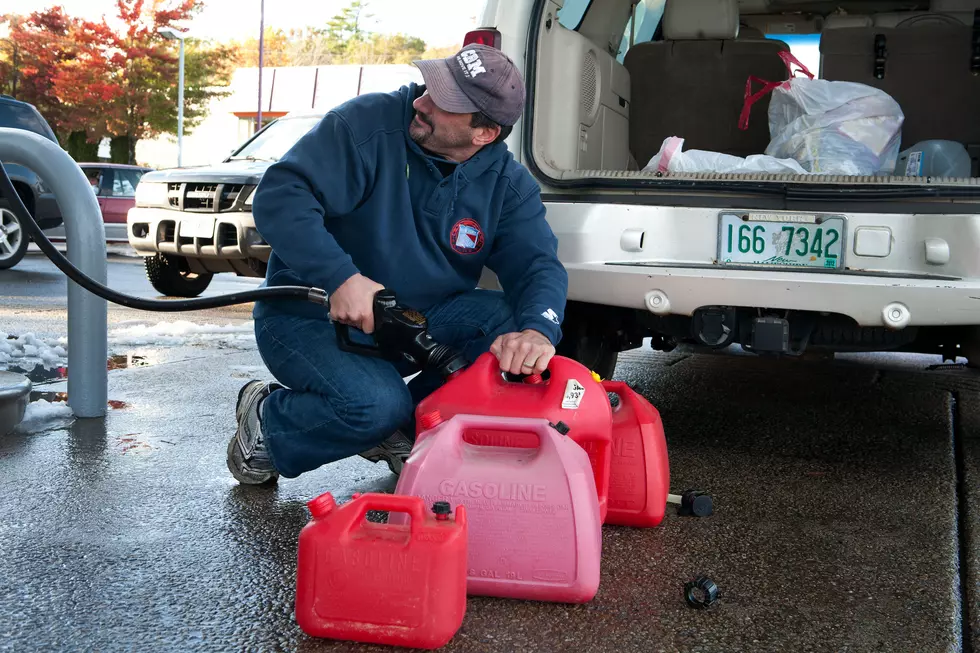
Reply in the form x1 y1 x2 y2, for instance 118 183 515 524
136 63 423 170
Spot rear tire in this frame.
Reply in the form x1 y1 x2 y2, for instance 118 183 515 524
0 205 30 270
557 317 619 380
144 253 213 297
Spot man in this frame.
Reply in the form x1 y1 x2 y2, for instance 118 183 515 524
227 44 568 485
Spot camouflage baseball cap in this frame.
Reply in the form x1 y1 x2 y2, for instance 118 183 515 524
413 44 526 127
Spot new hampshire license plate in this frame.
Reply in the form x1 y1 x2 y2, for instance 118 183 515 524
718 212 845 270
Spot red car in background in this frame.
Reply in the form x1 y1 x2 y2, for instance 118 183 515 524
44 163 153 243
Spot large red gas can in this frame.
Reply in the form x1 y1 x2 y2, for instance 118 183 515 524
295 492 467 650
415 352 613 522
602 380 670 527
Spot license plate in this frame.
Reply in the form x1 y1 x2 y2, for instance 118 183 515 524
718 213 845 269
178 218 215 239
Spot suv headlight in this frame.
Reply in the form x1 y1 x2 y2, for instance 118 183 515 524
134 182 168 207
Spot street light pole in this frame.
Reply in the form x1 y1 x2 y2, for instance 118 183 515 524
158 27 188 168
258 0 265 132
177 36 185 168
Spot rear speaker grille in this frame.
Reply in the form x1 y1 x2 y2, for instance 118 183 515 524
581 50 598 118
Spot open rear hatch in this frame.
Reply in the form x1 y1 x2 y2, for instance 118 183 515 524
524 0 980 205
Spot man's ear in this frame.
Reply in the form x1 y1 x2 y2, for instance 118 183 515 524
473 124 501 147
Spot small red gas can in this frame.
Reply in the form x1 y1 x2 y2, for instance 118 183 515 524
415 352 613 521
295 492 467 649
602 381 670 527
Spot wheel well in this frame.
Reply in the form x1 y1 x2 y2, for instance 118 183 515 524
4 181 35 216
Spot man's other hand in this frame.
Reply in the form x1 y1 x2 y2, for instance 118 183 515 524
490 329 556 376
329 273 385 333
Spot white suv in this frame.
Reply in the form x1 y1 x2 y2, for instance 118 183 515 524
472 0 980 376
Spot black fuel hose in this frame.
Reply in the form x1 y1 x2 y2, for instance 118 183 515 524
0 161 327 311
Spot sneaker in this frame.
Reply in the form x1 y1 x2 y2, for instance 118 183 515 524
358 429 414 476
227 380 282 485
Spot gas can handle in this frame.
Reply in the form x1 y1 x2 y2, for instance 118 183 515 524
451 414 559 453
346 493 426 535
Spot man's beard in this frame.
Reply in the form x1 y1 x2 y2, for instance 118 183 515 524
409 111 433 145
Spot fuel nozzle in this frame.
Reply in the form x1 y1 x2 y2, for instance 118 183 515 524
335 289 469 378
371 290 468 378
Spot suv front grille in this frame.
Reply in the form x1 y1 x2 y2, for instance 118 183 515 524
165 183 250 212
184 183 218 211
167 183 182 209
219 184 245 211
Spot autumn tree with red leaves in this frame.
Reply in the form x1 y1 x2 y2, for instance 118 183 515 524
0 8 80 134
104 0 234 163
1 0 234 164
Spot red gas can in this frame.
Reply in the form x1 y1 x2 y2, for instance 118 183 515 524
602 381 670 527
416 352 613 521
295 492 467 650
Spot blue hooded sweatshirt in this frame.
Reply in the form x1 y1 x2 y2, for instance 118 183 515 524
250 82 568 345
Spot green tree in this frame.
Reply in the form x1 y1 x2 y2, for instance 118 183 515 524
323 0 372 56
288 1 453 66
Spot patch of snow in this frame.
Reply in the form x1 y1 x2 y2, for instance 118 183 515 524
108 320 256 349
1 320 258 375
0 332 68 371
19 399 74 428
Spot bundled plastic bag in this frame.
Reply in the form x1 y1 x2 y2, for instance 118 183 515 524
642 136 809 175
739 51 904 176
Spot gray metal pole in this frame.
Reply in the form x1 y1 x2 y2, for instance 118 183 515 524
0 128 108 418
258 0 264 131
177 37 184 168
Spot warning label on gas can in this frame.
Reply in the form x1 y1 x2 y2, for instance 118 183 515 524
562 379 586 409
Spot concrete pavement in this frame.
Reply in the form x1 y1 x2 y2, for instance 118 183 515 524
1 251 978 652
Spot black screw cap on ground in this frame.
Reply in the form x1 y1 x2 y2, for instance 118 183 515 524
684 576 720 609
432 501 451 521
679 490 713 517
549 421 570 435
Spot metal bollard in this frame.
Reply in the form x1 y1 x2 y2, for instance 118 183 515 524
0 128 108 418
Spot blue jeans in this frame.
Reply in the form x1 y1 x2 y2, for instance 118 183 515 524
254 289 518 478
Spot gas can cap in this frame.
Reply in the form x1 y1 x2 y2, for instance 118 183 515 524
432 501 451 520
307 492 337 519
420 410 443 430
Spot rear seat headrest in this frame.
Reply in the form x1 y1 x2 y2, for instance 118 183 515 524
822 14 873 29
663 0 739 40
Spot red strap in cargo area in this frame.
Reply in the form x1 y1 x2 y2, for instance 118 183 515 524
738 50 815 131
738 76 782 131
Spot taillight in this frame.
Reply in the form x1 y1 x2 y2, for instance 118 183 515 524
463 28 501 48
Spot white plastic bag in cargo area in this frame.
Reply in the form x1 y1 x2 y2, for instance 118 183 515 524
642 136 809 175
739 51 905 176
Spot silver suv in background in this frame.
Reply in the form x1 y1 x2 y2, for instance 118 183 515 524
127 112 324 297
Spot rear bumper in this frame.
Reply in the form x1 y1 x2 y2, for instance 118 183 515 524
565 263 980 328
127 206 270 276
547 202 980 329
